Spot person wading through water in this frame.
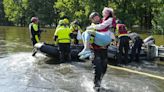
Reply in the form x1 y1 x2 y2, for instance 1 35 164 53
53 18 73 63
29 17 43 56
78 7 115 91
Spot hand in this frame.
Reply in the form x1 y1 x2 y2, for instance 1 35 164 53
86 26 94 30
53 36 56 41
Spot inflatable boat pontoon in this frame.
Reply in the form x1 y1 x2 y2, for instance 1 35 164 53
33 36 163 61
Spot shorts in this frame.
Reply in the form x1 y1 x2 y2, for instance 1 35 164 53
94 31 112 46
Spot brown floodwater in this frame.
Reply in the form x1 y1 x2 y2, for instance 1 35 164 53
0 26 163 92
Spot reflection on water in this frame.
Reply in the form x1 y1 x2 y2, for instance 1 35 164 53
0 26 164 92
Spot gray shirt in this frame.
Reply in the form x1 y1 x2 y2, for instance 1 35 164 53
128 32 140 42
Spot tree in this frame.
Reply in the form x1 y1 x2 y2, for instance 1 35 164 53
3 0 56 26
26 0 57 26
1 0 163 34
0 0 12 25
152 0 164 34
3 0 28 26
54 0 108 27
108 0 163 31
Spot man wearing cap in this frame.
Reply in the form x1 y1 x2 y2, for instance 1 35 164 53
80 11 115 91
88 12 109 91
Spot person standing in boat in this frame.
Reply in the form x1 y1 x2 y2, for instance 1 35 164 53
70 20 82 44
53 18 73 63
128 32 143 63
115 21 130 65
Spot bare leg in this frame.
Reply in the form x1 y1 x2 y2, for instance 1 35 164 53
83 30 96 50
78 30 96 56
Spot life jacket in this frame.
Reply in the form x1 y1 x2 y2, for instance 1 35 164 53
98 17 116 32
116 24 128 37
91 20 109 49
54 26 72 43
29 23 41 39
98 18 109 32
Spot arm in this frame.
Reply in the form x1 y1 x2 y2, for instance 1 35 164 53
87 18 113 30
70 25 74 32
69 33 73 39
53 29 59 44
35 35 40 42
54 29 58 41
53 36 58 41
68 28 73 39
78 26 83 32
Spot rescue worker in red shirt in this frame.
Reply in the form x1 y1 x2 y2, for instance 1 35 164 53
115 21 130 65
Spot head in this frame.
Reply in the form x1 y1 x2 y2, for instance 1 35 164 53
89 12 101 24
71 20 80 29
72 20 80 25
31 17 39 24
102 7 113 19
58 20 64 26
63 18 69 25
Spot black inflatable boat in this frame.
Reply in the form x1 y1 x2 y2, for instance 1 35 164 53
32 36 156 61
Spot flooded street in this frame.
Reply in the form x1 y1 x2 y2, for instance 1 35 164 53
0 26 164 92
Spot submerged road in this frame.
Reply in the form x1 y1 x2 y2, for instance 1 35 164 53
0 27 164 92
0 53 164 92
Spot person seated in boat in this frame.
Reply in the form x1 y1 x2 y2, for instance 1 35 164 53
53 18 73 63
70 20 83 45
78 7 115 59
128 32 143 63
115 21 130 65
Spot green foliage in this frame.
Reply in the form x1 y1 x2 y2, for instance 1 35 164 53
0 0 7 25
55 0 89 26
54 0 108 26
1 0 163 34
3 0 28 26
3 0 56 26
108 0 157 29
152 7 164 34
26 0 56 26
